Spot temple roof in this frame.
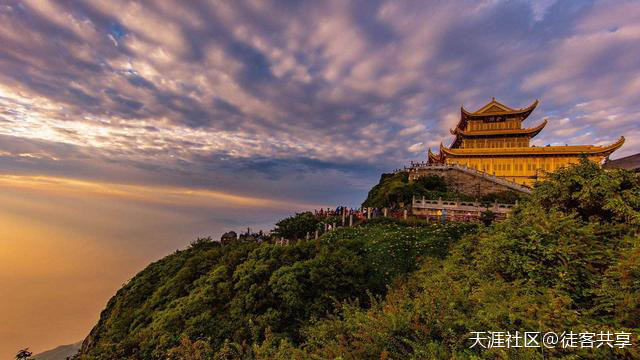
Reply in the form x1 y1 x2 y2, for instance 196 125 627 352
461 98 539 116
450 119 547 138
456 98 539 130
427 148 443 164
440 136 625 158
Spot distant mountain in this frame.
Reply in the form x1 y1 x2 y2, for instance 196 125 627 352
33 342 81 360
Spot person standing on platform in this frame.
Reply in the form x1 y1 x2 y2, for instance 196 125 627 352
441 209 447 225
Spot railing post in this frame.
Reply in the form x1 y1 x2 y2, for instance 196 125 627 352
349 214 353 227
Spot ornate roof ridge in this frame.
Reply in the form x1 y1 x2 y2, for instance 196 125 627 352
461 98 539 117
454 98 539 133
450 119 547 137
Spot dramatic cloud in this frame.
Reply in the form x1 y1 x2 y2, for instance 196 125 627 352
1 0 636 207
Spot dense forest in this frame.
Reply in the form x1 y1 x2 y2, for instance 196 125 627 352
77 159 639 359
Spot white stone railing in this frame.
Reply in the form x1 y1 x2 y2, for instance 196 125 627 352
412 196 516 214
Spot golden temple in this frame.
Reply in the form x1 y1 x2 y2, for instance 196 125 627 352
427 98 625 186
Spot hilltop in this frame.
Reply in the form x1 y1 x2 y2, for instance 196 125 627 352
362 171 523 209
75 159 639 359
33 342 82 360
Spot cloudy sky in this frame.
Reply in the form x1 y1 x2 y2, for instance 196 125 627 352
1 0 639 356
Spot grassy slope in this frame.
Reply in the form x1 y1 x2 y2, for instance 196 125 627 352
78 221 475 359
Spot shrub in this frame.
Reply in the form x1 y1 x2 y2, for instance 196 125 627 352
272 212 319 240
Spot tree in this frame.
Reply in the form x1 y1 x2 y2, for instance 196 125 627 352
167 336 214 360
272 212 319 240
532 156 640 225
479 209 496 226
16 348 32 360
416 174 448 193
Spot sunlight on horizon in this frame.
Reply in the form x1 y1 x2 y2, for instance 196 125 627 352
0 175 315 356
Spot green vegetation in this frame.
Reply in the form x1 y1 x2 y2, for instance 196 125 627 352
271 212 319 240
478 189 523 204
362 172 473 208
78 159 639 359
77 219 474 359
259 159 640 359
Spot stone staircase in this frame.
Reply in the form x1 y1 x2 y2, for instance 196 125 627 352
400 162 532 194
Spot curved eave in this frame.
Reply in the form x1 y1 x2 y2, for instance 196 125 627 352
451 119 547 138
440 136 625 157
598 136 625 157
427 148 444 164
427 148 436 160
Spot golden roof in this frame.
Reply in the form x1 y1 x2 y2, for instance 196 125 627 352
461 98 539 117
455 98 539 132
450 119 547 137
439 136 625 157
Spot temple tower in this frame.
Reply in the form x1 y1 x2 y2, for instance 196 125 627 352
427 98 625 186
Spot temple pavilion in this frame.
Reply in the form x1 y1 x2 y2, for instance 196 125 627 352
427 98 625 186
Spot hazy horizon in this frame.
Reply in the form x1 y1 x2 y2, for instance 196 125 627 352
1 0 639 356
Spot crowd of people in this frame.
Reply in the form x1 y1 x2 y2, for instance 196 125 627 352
313 206 385 221
314 206 480 225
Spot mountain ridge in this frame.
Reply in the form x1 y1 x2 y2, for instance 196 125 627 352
33 342 81 360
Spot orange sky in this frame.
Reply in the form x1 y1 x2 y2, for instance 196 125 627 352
0 175 318 358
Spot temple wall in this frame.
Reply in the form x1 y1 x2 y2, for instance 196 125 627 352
408 166 527 197
444 155 604 186
461 137 530 148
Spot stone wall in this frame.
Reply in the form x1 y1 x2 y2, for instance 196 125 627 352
407 164 531 197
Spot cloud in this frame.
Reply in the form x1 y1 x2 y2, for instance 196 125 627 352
0 0 637 207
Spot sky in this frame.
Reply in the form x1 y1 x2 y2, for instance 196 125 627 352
0 0 639 356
